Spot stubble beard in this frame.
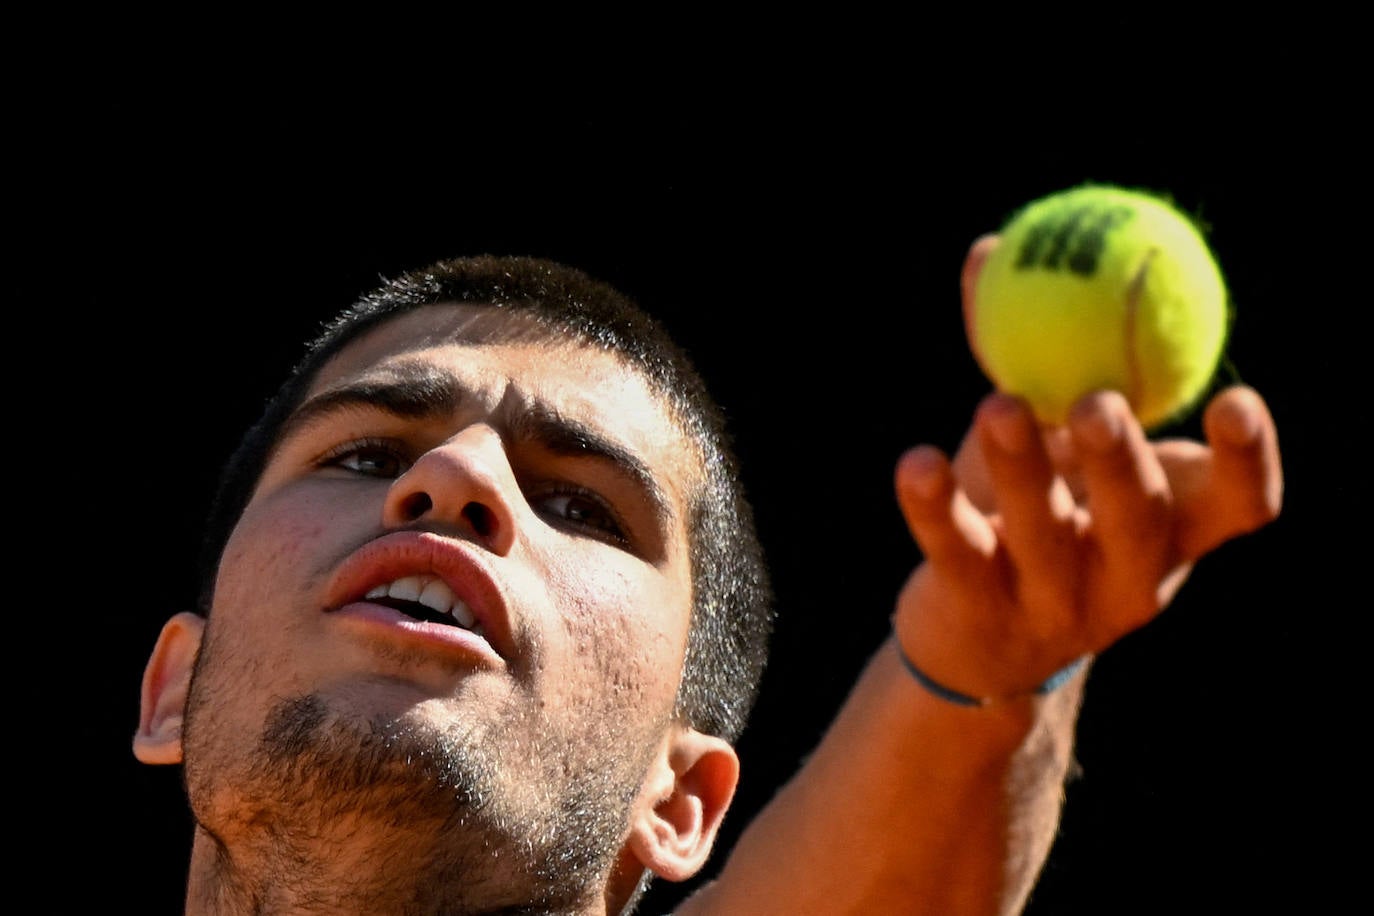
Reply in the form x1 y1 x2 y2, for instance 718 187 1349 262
183 680 656 915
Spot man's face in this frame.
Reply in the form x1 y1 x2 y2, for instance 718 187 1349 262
180 305 701 907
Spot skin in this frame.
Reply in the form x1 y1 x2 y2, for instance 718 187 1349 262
136 238 1284 915
136 306 740 915
676 237 1283 915
683 378 1280 915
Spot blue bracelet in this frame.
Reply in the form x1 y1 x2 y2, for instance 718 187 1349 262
896 642 1087 707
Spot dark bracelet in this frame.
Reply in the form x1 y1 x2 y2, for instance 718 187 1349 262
895 640 1088 707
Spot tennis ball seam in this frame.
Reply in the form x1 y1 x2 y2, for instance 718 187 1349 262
970 184 1229 429
1123 246 1155 415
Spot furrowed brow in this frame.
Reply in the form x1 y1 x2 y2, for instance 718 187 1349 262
273 364 677 527
507 404 676 529
277 365 463 448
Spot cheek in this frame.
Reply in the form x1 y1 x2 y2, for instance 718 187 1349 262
539 552 688 716
195 490 373 736
212 487 362 628
219 520 315 587
217 517 313 611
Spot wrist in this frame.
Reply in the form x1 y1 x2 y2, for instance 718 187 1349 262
893 631 1088 708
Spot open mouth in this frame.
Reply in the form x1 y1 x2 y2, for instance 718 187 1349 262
365 575 482 635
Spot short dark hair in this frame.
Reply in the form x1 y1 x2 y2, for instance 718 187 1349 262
198 255 775 743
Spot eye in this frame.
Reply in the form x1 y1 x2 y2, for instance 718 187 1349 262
534 485 628 546
318 438 410 479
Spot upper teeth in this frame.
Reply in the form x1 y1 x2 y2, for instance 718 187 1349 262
365 575 478 630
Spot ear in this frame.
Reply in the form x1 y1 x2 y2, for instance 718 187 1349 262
624 725 740 883
132 612 205 765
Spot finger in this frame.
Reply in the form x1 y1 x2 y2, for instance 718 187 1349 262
1173 385 1284 560
951 232 1003 512
952 390 1083 511
974 392 1079 579
1043 424 1086 502
960 233 1001 364
894 444 997 572
949 421 995 510
1067 390 1174 621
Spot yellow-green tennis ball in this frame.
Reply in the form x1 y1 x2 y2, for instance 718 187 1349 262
969 184 1229 429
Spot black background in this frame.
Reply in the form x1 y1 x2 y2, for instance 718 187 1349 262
36 67 1357 914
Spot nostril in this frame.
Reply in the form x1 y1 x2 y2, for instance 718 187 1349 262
462 502 495 539
392 490 501 545
399 492 433 521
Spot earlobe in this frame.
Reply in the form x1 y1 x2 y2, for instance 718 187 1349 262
132 612 205 765
625 726 740 883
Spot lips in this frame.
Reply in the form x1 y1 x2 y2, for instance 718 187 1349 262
324 530 513 663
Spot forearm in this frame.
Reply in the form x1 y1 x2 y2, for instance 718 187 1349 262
681 636 1085 916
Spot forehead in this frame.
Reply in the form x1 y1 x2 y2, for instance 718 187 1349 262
308 303 702 500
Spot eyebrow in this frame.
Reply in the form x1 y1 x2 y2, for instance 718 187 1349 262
277 363 676 524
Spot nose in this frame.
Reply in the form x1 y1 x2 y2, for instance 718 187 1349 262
381 425 519 555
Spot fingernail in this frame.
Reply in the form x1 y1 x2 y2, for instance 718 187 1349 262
1075 403 1123 452
906 446 947 499
1216 396 1261 445
985 396 1033 453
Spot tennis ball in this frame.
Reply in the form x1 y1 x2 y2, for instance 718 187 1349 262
967 184 1229 429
